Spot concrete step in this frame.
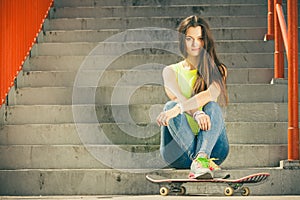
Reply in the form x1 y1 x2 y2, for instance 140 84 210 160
31 41 274 56
0 168 299 195
0 144 161 169
0 144 291 169
54 0 266 7
4 103 289 124
0 122 288 145
3 0 299 197
9 84 288 105
17 68 274 87
26 53 275 71
40 27 269 43
44 16 268 31
50 5 267 19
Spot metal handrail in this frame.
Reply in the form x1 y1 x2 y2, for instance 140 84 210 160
265 0 299 161
0 0 54 106
276 3 288 56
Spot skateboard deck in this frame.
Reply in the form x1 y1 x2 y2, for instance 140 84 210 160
146 172 270 196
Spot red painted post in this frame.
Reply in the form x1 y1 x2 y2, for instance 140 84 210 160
274 0 284 79
287 0 299 160
264 0 274 41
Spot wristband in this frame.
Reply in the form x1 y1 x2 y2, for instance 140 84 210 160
193 110 205 119
177 103 184 114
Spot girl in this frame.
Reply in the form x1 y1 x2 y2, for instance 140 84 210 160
157 15 229 179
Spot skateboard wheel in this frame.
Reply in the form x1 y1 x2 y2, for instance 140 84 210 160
159 186 170 196
241 187 250 196
179 186 186 195
224 187 234 196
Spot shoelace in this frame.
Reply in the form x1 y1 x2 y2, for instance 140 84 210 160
196 157 220 171
208 158 221 171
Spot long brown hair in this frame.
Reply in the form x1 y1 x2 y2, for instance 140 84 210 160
178 15 228 106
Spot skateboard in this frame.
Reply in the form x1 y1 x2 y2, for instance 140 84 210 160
146 172 270 196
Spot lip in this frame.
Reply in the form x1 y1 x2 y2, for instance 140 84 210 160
191 48 200 51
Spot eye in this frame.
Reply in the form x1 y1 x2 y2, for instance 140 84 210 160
185 37 193 42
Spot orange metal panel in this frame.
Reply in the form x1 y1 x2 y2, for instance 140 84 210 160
0 1 3 104
0 0 54 106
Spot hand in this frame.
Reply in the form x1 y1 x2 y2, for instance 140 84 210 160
195 112 211 131
156 105 181 126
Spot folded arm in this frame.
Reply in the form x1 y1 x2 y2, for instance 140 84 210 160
157 66 221 126
180 82 220 111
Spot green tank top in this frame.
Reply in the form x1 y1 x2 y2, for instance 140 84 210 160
171 61 201 135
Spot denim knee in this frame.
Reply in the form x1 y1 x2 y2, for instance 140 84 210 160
203 102 223 116
163 101 178 111
203 101 221 112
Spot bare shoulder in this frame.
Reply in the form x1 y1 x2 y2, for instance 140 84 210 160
163 65 174 73
162 63 179 77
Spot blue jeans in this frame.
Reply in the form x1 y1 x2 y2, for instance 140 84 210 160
160 101 229 169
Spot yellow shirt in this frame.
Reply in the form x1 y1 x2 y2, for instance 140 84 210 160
171 61 201 135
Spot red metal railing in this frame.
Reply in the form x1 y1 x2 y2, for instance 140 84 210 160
265 0 299 160
0 0 54 106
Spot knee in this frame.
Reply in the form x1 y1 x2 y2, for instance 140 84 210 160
203 101 224 124
163 101 177 111
203 101 222 115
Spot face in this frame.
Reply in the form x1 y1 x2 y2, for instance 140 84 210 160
185 26 204 57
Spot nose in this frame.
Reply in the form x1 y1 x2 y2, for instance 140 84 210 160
192 39 200 47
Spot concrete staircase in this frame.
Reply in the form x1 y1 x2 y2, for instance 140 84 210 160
0 0 300 196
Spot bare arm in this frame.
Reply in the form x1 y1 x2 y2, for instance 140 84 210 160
157 82 220 126
163 66 199 116
180 82 220 111
162 66 187 102
163 65 220 110
157 65 221 126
